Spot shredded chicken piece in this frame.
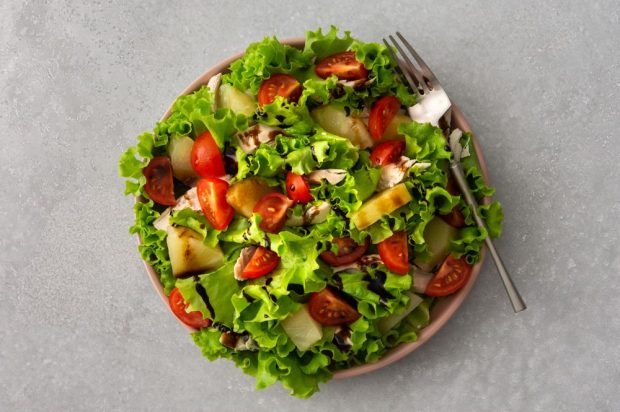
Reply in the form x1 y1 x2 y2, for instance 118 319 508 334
233 246 257 280
308 169 347 185
153 187 200 231
235 124 281 153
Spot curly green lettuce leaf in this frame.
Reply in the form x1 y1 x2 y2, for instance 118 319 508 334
459 132 496 199
166 86 247 148
400 121 451 162
479 201 504 238
169 208 221 248
312 129 360 169
304 26 354 59
381 297 433 347
450 226 488 265
248 144 286 177
299 76 365 113
223 37 311 95
310 150 377 216
178 254 241 327
119 131 169 196
192 328 332 398
258 96 313 131
268 227 328 294
129 201 174 294
351 40 417 106
426 186 460 215
448 132 504 262
336 265 412 319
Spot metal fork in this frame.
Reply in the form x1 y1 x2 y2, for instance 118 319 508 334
385 32 526 313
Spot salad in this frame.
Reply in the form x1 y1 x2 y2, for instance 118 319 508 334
119 27 503 398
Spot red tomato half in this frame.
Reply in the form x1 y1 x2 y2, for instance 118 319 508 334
191 131 225 178
258 74 302 106
169 288 211 329
253 193 294 233
315 51 368 80
285 172 313 204
377 231 409 274
368 96 401 140
425 255 473 297
320 237 369 266
240 247 280 279
370 140 406 166
308 288 361 326
196 177 234 230
143 156 176 206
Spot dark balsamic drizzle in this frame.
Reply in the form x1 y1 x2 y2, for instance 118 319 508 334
287 284 305 296
223 143 238 176
196 283 216 319
310 145 319 162
330 273 344 290
243 291 256 303
363 271 394 306
331 84 345 99
333 327 352 352
212 322 232 333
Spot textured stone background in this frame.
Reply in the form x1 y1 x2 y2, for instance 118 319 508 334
1 0 619 411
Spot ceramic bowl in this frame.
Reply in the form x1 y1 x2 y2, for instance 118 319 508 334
141 37 489 379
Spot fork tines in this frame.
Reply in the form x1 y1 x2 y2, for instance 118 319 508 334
383 32 437 96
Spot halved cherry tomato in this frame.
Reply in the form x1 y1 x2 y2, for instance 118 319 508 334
425 255 472 297
143 156 176 206
258 74 302 106
320 237 370 266
368 96 401 140
285 172 313 204
370 140 406 166
196 177 234 230
240 246 280 279
440 176 466 228
253 193 294 233
191 131 225 178
308 288 361 326
315 51 368 80
377 231 409 274
169 287 211 329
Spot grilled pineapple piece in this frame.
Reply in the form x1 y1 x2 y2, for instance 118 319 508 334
382 113 411 141
311 104 373 149
281 305 323 351
168 135 198 184
167 226 224 277
217 84 257 117
413 217 459 272
377 292 423 334
350 183 413 229
226 177 275 218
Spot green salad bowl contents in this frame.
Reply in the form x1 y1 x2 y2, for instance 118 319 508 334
119 26 503 398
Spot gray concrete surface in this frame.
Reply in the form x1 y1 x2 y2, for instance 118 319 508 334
1 0 619 410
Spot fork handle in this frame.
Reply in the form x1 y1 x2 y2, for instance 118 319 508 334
449 161 527 313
